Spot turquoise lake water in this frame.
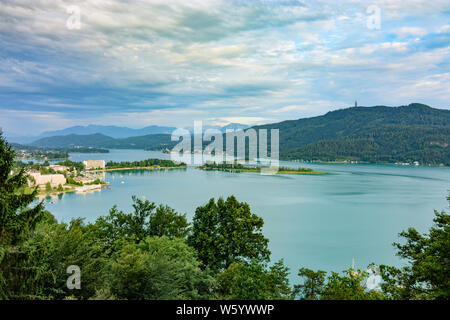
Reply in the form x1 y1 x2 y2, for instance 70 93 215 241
42 149 450 281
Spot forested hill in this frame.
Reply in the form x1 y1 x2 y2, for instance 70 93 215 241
253 103 450 165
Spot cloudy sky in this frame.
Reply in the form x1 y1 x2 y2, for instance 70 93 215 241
0 0 449 135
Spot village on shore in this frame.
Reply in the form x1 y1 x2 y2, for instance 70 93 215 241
23 158 187 198
26 160 109 197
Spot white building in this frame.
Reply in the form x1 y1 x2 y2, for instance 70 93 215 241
27 171 66 188
83 160 106 170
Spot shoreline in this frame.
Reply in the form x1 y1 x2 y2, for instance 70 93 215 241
197 167 327 175
285 159 449 168
34 183 106 198
87 165 187 172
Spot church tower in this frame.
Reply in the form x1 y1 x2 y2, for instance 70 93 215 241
355 100 358 107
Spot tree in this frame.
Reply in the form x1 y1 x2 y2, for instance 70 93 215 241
0 132 44 244
20 217 107 300
0 132 44 299
92 196 189 247
188 196 270 272
294 268 327 300
380 194 450 300
107 236 215 300
217 260 293 300
320 268 385 300
148 204 189 239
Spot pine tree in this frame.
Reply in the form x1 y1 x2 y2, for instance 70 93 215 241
0 132 45 299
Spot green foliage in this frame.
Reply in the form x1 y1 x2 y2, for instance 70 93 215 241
65 147 109 154
256 104 450 165
200 162 317 174
85 179 105 185
107 237 215 300
148 204 190 238
293 267 385 300
294 268 327 300
56 160 84 172
93 196 189 247
380 195 450 300
106 158 185 169
20 218 108 299
217 260 293 300
0 132 44 244
67 177 83 186
188 196 270 272
201 162 250 170
11 143 69 160
0 133 45 299
320 268 386 300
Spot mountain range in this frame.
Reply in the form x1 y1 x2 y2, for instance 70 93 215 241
7 123 250 144
26 104 450 165
6 124 177 144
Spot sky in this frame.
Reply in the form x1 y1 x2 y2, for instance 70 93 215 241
0 0 449 135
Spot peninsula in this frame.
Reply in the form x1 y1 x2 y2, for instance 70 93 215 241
103 159 186 171
197 162 326 175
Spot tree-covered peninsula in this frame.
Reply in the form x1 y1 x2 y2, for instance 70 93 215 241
198 162 326 174
105 159 186 170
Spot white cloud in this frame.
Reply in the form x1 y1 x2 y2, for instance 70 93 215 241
0 0 449 133
394 27 428 37
270 105 308 113
207 117 272 126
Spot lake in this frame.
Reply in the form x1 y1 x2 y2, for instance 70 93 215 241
42 149 450 281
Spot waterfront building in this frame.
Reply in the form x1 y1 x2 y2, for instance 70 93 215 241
27 171 66 188
83 160 106 170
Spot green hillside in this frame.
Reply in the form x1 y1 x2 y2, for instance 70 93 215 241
254 103 450 165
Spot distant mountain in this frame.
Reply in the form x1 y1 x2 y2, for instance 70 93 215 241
39 124 176 139
8 123 248 144
253 103 450 165
31 133 175 151
31 133 117 148
6 124 177 144
29 123 250 150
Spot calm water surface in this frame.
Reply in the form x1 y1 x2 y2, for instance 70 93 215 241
43 150 450 280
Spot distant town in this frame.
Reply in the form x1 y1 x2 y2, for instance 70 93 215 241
25 160 108 197
16 158 187 198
